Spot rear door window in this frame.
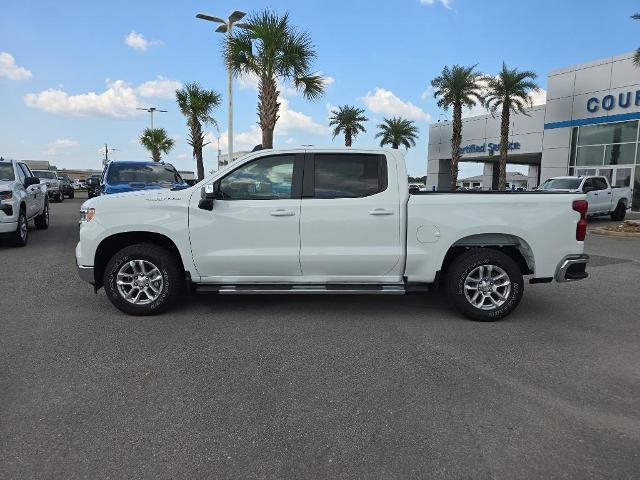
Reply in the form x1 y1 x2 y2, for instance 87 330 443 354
312 154 387 199
593 177 608 190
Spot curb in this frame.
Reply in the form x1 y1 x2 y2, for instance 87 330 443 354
591 227 640 238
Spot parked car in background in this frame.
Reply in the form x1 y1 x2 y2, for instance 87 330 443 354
86 175 102 199
539 175 631 220
77 148 589 322
74 179 87 190
32 169 64 202
58 175 74 199
0 159 49 246
100 161 188 195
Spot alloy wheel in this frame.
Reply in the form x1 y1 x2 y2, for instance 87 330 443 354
463 264 512 310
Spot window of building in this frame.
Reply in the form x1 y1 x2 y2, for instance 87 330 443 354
604 143 636 165
218 155 295 200
576 145 604 166
577 121 638 146
615 168 632 188
313 154 386 199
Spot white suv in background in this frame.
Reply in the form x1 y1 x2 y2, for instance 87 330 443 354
0 159 49 246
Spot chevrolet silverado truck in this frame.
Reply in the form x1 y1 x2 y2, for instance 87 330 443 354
1 159 49 246
76 148 589 321
539 175 631 221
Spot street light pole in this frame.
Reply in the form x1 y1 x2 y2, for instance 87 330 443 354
196 10 249 167
136 106 168 130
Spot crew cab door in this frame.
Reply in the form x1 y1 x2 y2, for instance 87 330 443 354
298 152 402 281
584 177 610 213
16 162 42 218
189 153 304 280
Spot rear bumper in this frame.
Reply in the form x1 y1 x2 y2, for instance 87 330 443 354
555 254 589 282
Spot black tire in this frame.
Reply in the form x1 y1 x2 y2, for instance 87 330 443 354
57 191 64 203
610 202 626 221
68 191 74 199
103 243 183 315
446 248 524 322
34 200 49 230
11 207 28 247
87 191 93 199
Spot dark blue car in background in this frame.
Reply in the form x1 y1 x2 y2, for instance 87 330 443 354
101 161 188 195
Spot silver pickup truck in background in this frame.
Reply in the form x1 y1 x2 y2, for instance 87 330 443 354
539 175 631 220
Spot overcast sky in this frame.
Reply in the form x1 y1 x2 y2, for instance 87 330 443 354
2 0 640 177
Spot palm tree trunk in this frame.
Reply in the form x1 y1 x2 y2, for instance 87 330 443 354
191 120 205 181
498 101 510 190
345 131 352 147
258 75 279 149
392 142 399 149
152 149 160 162
450 102 462 191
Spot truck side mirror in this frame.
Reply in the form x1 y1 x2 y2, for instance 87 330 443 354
24 176 40 187
198 183 216 211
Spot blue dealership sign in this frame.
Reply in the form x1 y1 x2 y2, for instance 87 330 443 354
587 90 640 113
459 142 521 155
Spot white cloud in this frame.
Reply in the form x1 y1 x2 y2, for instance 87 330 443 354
25 77 181 118
420 0 452 8
277 98 329 135
43 138 79 156
25 80 140 117
361 88 431 121
124 31 163 51
420 85 435 100
0 52 32 80
136 76 182 99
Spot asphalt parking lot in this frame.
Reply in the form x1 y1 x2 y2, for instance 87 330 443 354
1 194 639 479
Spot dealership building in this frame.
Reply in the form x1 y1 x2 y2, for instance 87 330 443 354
427 51 640 210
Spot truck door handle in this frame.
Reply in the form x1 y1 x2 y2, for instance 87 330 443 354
269 209 295 217
369 208 394 216
594 192 598 196
608 192 611 194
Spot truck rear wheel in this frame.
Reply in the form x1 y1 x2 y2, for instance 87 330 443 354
103 243 183 315
610 202 626 221
34 200 49 230
446 249 524 321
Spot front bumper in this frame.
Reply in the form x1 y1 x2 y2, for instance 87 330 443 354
555 254 589 282
0 221 18 234
76 262 95 284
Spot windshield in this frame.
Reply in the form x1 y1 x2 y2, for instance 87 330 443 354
106 163 183 185
34 170 57 179
539 178 582 190
0 163 15 181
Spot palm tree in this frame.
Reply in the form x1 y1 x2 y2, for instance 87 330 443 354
375 117 419 150
431 65 484 190
176 82 221 181
633 13 640 67
139 128 175 162
225 9 325 148
328 105 368 146
482 63 539 190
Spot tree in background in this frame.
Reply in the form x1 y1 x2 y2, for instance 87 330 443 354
633 13 640 66
431 64 484 190
328 105 368 147
176 82 221 181
225 10 325 148
139 128 175 162
375 117 419 150
482 63 539 190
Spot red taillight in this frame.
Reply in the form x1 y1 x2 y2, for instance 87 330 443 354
573 200 588 241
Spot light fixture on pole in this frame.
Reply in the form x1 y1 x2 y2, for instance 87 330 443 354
137 106 168 130
196 10 250 167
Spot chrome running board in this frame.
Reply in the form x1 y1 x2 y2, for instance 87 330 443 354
194 283 406 295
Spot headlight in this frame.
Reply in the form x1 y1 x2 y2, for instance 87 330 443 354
79 207 96 224
0 191 12 201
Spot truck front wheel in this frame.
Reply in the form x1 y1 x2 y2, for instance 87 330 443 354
103 243 183 315
446 249 524 322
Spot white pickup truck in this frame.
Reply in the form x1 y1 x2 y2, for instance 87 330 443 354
76 148 589 321
539 175 631 221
